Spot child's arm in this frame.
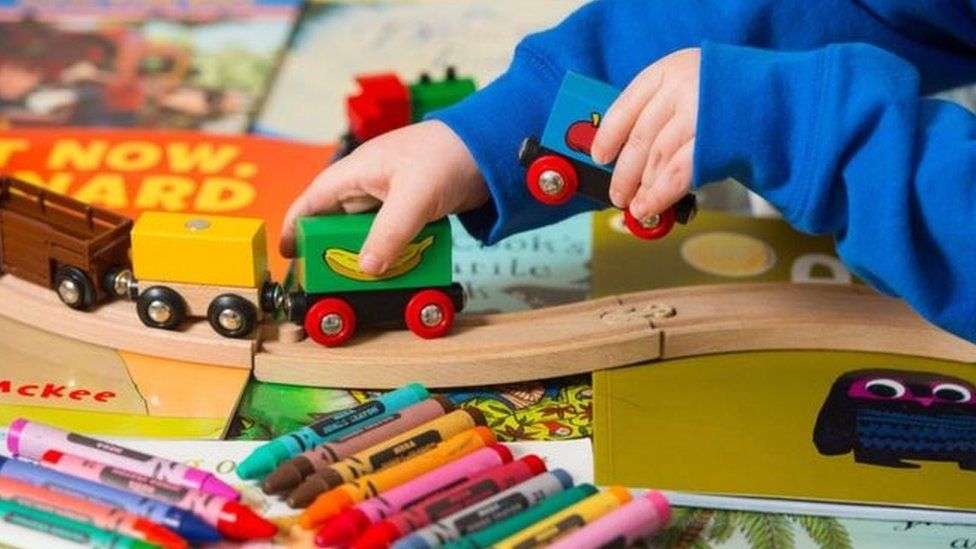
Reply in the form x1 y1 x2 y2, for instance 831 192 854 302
693 42 976 342
432 0 976 244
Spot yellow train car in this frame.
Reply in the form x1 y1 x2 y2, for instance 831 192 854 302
130 212 280 338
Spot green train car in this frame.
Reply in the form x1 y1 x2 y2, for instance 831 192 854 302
285 213 464 347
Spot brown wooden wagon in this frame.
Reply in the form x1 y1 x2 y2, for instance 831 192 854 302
0 175 133 310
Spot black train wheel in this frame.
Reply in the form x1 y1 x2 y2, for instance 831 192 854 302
136 286 186 330
54 265 95 311
207 294 258 339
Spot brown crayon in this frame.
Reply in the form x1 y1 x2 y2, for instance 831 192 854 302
262 396 455 494
287 407 486 508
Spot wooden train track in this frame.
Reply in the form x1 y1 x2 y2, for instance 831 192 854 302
2 275 974 387
0 276 254 369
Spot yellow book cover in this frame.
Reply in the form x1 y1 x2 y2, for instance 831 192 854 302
594 350 976 510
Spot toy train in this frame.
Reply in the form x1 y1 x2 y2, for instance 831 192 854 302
520 72 697 240
334 67 476 160
0 175 463 347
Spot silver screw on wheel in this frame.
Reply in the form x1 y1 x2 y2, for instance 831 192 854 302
57 279 80 306
539 170 565 196
218 309 243 332
147 300 173 324
641 213 661 228
320 313 344 335
420 304 444 327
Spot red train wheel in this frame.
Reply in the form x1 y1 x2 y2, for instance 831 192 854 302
305 298 357 347
623 207 677 240
526 155 578 205
405 289 455 339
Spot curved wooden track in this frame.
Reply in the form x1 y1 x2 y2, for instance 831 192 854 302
0 276 253 369
254 283 976 387
2 274 975 387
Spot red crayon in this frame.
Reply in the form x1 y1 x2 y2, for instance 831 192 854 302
38 450 276 541
320 455 545 549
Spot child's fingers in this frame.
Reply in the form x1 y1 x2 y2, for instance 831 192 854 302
608 99 675 208
639 113 693 199
357 182 435 276
278 157 381 257
630 137 694 221
591 65 663 165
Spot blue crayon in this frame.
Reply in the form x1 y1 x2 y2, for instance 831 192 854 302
0 456 220 544
237 383 430 480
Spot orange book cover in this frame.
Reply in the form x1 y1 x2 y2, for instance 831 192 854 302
0 128 330 277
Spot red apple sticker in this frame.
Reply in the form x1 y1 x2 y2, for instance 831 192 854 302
565 112 601 155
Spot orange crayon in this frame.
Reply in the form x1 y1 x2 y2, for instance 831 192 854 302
299 427 495 530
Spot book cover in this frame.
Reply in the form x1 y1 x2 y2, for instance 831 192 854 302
594 350 976 512
0 0 300 132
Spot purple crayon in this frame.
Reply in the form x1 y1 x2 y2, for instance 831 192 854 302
7 418 239 501
545 490 671 549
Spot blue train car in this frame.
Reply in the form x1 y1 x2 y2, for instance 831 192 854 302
519 72 696 239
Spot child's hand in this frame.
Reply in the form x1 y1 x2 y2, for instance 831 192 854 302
590 48 700 222
280 120 488 275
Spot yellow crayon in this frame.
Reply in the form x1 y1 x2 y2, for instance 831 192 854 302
287 408 486 508
493 486 632 549
298 427 495 529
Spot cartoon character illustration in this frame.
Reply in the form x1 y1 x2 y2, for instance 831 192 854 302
519 72 697 240
813 369 976 470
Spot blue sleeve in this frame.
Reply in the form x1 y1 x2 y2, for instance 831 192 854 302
694 42 976 342
430 0 976 244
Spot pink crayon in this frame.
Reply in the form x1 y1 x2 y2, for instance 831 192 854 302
545 490 672 549
37 450 277 541
316 444 512 548
7 418 238 501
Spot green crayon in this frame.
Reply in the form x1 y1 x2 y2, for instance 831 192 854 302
237 383 429 480
0 497 155 549
446 484 598 549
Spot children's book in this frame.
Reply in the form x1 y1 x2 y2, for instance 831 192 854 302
594 350 976 514
0 0 300 132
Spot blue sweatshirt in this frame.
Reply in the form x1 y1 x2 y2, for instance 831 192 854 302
431 0 976 343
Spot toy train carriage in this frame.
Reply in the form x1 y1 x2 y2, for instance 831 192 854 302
285 213 464 347
0 175 133 310
519 72 697 240
335 68 476 160
130 213 281 338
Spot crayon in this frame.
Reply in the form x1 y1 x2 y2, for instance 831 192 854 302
289 407 486 508
0 497 155 549
546 490 671 549
446 483 598 549
238 383 430 480
0 456 220 544
394 470 574 549
300 426 495 530
7 418 239 501
350 456 545 549
0 476 187 549
493 486 632 549
317 447 521 548
264 396 455 495
38 450 276 541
